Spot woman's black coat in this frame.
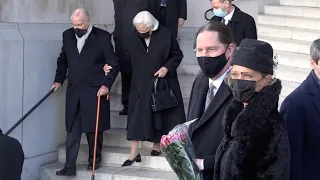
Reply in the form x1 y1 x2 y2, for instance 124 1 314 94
126 26 186 142
214 79 291 180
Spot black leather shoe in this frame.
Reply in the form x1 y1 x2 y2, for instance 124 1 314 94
151 150 162 156
56 167 76 176
119 109 128 115
121 154 141 167
87 163 101 170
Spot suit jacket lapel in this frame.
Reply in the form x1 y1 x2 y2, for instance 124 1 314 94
195 82 232 130
79 27 97 58
69 33 79 56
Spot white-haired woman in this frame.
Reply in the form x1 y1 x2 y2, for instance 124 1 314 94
106 10 186 167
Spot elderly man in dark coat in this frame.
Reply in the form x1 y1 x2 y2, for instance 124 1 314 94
280 38 320 180
112 0 150 115
209 0 257 46
0 128 24 180
51 8 119 176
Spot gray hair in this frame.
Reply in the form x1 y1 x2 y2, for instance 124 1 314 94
310 38 320 64
71 8 90 21
133 11 159 31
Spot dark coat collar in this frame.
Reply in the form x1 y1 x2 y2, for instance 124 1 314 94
230 5 243 22
223 79 282 139
0 128 2 134
308 71 320 95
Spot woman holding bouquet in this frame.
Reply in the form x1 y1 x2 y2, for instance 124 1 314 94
112 11 186 167
214 39 290 179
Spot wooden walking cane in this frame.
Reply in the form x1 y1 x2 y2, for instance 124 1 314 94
91 94 109 180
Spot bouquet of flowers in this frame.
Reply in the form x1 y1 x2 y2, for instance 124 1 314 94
160 120 203 180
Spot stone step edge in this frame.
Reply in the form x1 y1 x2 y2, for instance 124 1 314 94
258 23 320 34
258 13 320 21
41 163 178 180
57 144 173 171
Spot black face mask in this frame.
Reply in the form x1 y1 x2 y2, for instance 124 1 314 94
229 79 257 102
74 28 87 38
138 32 151 39
197 53 228 78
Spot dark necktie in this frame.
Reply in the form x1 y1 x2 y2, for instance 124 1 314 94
161 0 166 6
205 82 215 110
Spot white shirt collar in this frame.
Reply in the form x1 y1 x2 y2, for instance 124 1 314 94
223 6 235 24
209 67 231 91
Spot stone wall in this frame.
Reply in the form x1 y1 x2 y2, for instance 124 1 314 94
0 0 258 180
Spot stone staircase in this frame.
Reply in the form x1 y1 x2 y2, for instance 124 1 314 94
40 2 319 177
258 0 320 94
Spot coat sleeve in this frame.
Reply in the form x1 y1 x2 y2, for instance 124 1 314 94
164 34 183 73
54 32 68 84
102 33 120 89
280 96 304 180
178 0 187 20
203 155 215 170
244 16 257 40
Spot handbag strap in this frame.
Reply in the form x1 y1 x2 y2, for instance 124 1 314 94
153 77 169 93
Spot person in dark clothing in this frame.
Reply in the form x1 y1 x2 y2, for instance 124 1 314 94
116 11 186 167
112 0 150 115
187 21 236 180
51 8 120 176
149 0 187 38
0 128 24 180
280 38 320 180
214 39 290 180
209 0 257 46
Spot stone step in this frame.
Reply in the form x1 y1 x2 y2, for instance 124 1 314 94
259 35 311 54
57 145 173 171
264 5 320 18
258 24 320 42
258 14 320 31
280 0 320 7
274 50 311 69
41 163 178 180
80 128 154 149
275 65 310 83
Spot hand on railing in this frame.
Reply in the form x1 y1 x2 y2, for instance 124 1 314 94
51 82 62 91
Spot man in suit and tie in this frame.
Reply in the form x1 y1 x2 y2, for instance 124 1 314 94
187 21 236 180
149 0 187 38
210 0 257 46
280 38 320 180
51 8 120 176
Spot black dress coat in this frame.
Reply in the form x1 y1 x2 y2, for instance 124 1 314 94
280 72 320 180
54 27 120 133
214 80 291 180
0 129 24 180
211 5 257 46
149 0 187 38
127 26 186 142
113 0 149 72
187 72 234 180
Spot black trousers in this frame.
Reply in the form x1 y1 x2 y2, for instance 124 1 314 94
65 102 103 169
159 7 167 27
121 72 132 109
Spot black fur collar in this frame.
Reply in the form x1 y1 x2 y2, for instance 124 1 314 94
222 79 282 139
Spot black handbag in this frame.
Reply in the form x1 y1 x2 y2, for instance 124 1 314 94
151 78 179 112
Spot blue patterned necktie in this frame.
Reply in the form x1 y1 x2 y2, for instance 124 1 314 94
161 0 166 6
